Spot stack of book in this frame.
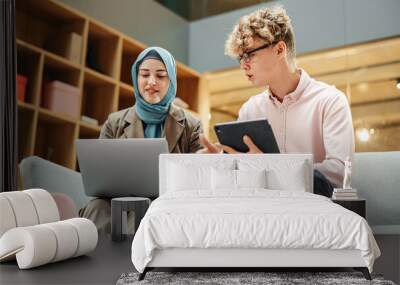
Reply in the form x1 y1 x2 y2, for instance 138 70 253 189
332 188 358 200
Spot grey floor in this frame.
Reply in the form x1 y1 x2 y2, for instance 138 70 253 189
373 234 400 284
1 234 399 285
0 234 134 285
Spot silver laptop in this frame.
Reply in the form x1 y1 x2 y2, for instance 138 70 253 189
76 138 169 198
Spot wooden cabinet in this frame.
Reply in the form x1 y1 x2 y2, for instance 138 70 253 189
16 0 205 170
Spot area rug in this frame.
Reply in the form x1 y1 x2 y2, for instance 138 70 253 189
116 271 396 285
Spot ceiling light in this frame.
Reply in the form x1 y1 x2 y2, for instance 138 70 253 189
396 79 400 90
356 82 369 92
357 128 370 142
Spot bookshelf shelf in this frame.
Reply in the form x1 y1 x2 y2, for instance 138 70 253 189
38 107 77 124
118 83 135 110
82 71 117 125
16 42 43 106
35 112 77 168
120 38 143 85
86 21 120 79
18 107 37 162
17 101 36 111
42 55 81 89
85 67 117 85
79 122 101 138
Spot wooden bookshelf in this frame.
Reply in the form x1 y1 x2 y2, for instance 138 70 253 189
120 38 144 85
18 106 37 163
86 21 121 79
119 82 135 111
16 0 205 170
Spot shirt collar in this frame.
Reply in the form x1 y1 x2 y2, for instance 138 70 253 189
268 69 310 105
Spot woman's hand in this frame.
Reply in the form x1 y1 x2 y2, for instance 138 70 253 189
197 134 222 153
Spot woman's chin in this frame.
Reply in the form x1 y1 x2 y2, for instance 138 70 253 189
144 95 162 104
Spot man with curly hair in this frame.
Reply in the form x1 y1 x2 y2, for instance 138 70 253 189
199 6 354 197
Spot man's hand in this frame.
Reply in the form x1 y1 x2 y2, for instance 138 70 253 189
197 134 262 154
197 134 223 153
220 135 263 154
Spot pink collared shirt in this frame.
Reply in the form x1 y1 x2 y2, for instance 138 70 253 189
238 69 355 187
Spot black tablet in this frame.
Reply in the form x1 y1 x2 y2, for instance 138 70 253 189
214 119 280 153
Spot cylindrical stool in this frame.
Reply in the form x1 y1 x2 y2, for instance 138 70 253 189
111 197 150 242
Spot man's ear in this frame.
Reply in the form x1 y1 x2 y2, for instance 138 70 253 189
275 41 287 59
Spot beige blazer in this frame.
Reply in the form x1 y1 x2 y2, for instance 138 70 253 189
99 104 203 153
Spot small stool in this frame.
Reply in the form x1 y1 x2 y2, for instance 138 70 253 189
111 197 150 242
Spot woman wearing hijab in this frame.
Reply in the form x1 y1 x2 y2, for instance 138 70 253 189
79 47 203 232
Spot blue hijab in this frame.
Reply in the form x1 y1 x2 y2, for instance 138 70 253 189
131 47 177 138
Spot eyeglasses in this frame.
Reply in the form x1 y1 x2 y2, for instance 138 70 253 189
237 43 273 64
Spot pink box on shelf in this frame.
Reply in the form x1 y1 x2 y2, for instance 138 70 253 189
16 74 28 102
42 81 80 119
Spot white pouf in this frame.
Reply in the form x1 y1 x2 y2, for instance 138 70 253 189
0 189 98 269
0 218 98 269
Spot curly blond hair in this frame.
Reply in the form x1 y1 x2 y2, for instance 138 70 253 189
225 6 296 60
